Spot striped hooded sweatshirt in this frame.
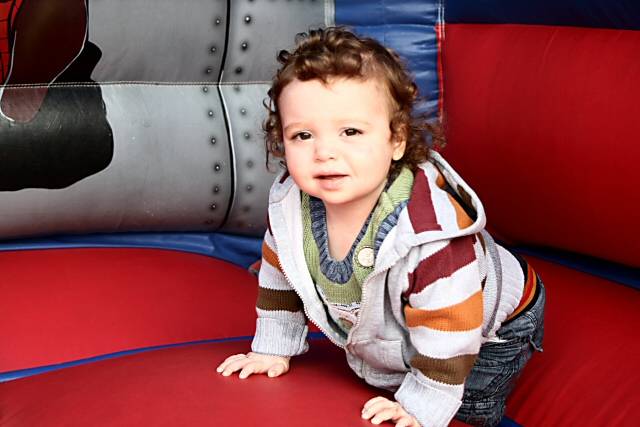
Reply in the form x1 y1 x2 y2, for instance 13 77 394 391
252 151 526 427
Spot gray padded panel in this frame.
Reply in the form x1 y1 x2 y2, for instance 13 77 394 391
222 0 329 83
219 83 277 235
0 84 232 238
89 0 228 82
0 0 334 239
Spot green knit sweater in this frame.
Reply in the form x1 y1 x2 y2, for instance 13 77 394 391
301 167 414 335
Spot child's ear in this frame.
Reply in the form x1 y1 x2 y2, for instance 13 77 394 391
391 125 407 161
392 137 406 161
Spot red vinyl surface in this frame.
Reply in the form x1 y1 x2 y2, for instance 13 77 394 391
442 24 640 267
507 257 640 425
0 339 469 427
0 248 258 373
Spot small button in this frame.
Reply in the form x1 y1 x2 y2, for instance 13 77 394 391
356 247 375 268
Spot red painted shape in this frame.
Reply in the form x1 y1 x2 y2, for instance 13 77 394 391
442 24 640 267
0 0 23 80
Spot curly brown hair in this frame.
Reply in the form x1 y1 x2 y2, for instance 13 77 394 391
263 26 444 176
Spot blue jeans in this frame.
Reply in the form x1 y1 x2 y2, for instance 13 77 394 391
455 279 546 427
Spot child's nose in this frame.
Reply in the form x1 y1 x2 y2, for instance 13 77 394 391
314 137 338 161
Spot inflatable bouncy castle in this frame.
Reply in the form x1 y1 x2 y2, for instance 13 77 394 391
1 1 638 425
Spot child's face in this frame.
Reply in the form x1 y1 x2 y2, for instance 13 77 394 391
279 77 406 212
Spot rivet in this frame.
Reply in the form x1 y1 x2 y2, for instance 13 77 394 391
214 163 221 172
210 204 217 210
210 46 217 54
203 87 209 93
205 67 213 74
244 15 252 24
244 132 251 139
210 137 217 144
235 66 243 74
215 17 222 25
241 41 249 50
213 185 220 193
246 160 254 168
208 110 214 117
240 108 247 115
233 85 241 92
246 184 253 192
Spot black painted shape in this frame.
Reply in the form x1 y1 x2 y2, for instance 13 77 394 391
0 42 114 191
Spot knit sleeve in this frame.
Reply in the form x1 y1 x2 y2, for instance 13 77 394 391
395 235 484 427
251 226 309 357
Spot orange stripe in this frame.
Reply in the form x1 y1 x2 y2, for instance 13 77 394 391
405 291 483 332
436 171 446 189
506 265 537 321
447 194 474 229
261 241 282 272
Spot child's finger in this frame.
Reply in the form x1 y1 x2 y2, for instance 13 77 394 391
238 361 262 379
363 396 389 412
221 357 253 376
362 398 394 420
267 363 287 377
395 416 417 427
216 354 247 372
370 406 398 425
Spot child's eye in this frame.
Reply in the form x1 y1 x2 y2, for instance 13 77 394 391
293 131 312 141
343 128 362 137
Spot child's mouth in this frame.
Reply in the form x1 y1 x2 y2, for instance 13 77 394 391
316 174 347 189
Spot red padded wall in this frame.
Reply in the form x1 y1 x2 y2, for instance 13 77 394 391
0 248 258 373
442 24 640 267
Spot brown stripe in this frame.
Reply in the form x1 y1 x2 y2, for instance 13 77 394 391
405 235 476 297
411 353 478 385
405 290 483 331
261 240 282 272
256 287 303 312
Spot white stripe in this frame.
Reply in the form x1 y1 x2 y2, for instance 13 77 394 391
423 163 459 232
258 260 292 291
414 370 465 400
256 307 306 323
408 261 481 310
409 326 482 359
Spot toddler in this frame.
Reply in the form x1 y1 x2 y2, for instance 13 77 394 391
217 27 545 427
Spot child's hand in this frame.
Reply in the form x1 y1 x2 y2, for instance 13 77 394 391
361 396 420 427
216 352 290 379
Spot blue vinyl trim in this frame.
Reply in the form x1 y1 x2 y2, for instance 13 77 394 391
0 231 263 269
515 247 639 290
0 332 327 382
336 0 442 119
445 0 640 30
